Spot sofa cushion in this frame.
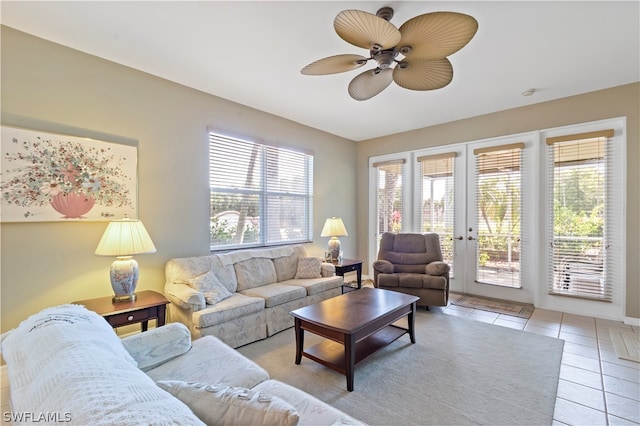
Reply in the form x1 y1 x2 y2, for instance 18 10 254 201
185 269 234 305
157 380 300 426
145 335 269 389
192 293 265 328
240 283 307 308
273 253 299 282
235 258 278 291
1 305 202 425
377 273 447 290
283 276 343 296
294 257 322 279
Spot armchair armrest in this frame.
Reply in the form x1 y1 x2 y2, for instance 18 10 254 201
121 322 192 371
164 281 205 312
320 262 336 277
425 261 450 276
372 259 394 274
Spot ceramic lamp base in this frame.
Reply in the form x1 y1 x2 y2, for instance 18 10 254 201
110 256 139 303
328 237 341 262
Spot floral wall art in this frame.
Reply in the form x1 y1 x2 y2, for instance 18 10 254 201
1 126 137 222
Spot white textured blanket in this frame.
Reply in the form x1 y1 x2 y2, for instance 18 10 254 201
1 304 202 425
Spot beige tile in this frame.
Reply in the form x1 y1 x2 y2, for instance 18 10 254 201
560 330 599 348
531 308 563 321
442 308 471 318
601 350 640 370
525 323 560 338
563 341 601 360
607 413 640 425
562 352 602 374
466 312 498 323
605 393 640 423
556 379 605 411
496 314 528 324
562 313 597 325
553 398 607 425
527 317 562 331
603 375 640 401
602 362 640 383
493 318 525 330
561 323 598 338
560 364 603 390
444 304 474 314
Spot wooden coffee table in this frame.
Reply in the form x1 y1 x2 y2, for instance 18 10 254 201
290 287 419 391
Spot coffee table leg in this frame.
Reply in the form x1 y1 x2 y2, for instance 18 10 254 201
345 333 355 391
294 318 304 364
408 302 416 344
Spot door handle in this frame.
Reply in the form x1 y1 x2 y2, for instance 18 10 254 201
455 236 464 240
468 236 476 240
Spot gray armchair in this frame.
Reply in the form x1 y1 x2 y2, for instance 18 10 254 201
372 232 450 308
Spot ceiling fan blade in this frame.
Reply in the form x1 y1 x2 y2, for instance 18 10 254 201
398 12 478 60
334 9 401 51
348 68 393 101
392 58 453 91
301 54 369 75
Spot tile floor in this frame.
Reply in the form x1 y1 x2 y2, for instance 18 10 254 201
436 293 640 425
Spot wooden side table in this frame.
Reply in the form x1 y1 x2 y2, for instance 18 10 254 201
333 259 363 293
73 290 169 332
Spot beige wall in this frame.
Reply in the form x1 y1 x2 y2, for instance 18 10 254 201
356 82 640 320
0 27 358 333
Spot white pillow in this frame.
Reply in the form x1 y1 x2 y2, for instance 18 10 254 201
294 257 322 279
185 270 233 305
156 380 299 426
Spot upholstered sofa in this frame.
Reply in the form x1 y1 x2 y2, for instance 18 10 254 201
0 304 364 425
164 245 343 348
372 232 450 308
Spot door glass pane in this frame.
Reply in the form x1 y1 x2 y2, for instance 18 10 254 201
475 147 522 288
549 137 608 300
419 154 455 275
375 161 404 236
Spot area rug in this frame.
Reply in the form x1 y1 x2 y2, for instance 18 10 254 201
452 294 535 319
609 329 640 363
238 311 564 426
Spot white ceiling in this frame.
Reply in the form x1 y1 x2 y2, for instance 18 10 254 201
2 1 639 141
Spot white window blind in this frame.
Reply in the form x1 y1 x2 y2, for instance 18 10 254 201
209 132 313 250
547 129 613 301
373 159 405 236
417 152 456 274
473 143 523 288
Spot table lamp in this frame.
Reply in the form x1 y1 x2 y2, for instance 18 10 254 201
95 217 157 302
321 217 348 261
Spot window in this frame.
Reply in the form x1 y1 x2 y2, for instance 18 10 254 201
417 152 456 274
209 132 313 250
547 129 613 301
473 143 523 288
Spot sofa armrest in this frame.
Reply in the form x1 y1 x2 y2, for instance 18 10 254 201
425 261 451 276
372 259 394 274
164 281 205 312
320 262 336 277
121 322 193 371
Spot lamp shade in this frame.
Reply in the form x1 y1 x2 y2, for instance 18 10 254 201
320 217 348 237
95 218 157 256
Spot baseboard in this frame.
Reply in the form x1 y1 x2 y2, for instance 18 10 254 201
624 316 640 326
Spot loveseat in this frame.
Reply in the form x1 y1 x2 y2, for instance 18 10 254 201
0 304 364 425
164 245 343 348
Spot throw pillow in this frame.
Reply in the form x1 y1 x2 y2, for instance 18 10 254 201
294 257 322 279
185 270 233 305
156 380 300 426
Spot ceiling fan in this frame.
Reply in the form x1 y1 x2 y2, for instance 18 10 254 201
301 7 478 101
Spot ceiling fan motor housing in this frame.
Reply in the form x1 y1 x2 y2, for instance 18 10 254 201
372 47 398 69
